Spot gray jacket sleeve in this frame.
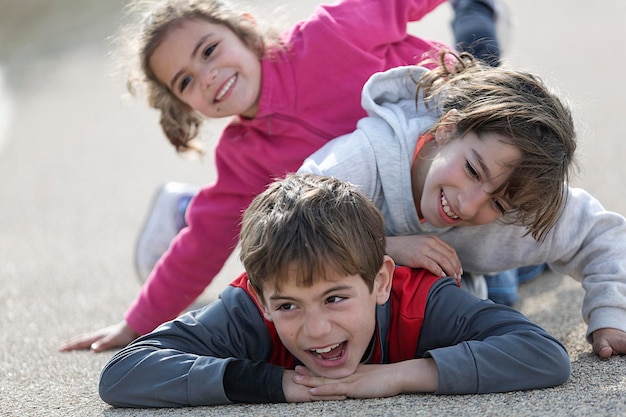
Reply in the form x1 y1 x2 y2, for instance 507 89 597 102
418 279 571 394
439 187 626 341
99 285 285 407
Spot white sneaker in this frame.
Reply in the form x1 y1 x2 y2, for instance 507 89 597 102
134 182 199 283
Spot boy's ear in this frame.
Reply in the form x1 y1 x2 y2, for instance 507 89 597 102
435 109 460 145
374 255 395 305
247 281 273 321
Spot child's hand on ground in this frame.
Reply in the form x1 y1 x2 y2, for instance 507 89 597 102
592 328 626 358
282 368 346 402
58 321 139 353
386 235 463 281
291 360 437 400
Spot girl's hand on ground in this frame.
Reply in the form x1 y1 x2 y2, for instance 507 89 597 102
386 235 463 281
592 328 626 358
58 321 139 353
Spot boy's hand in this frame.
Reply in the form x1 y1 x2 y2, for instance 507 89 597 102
58 321 139 353
386 235 462 281
592 328 626 358
282 369 346 402
292 360 437 399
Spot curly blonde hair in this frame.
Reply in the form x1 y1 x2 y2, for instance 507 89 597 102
120 0 276 153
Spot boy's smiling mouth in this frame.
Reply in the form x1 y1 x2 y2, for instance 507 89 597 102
215 74 237 102
310 341 346 361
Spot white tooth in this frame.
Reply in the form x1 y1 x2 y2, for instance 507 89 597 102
313 343 340 354
441 192 459 219
216 76 235 100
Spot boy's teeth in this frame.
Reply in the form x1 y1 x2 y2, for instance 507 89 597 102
313 343 340 354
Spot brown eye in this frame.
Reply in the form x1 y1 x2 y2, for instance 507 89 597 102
179 76 191 93
326 296 345 304
465 161 479 179
493 199 506 214
277 303 295 311
203 43 217 58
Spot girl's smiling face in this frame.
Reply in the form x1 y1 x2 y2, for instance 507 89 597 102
149 18 262 119
414 127 521 228
249 259 393 379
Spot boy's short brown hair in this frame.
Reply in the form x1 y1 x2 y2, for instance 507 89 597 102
240 173 386 298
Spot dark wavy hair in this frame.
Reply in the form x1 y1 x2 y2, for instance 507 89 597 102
414 51 577 241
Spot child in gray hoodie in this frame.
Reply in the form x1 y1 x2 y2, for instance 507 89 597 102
299 51 626 359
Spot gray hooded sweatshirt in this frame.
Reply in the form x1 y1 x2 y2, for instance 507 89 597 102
299 65 626 341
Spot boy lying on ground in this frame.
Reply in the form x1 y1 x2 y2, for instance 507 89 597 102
99 173 570 407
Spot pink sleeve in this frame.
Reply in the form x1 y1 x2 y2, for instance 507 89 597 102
125 130 269 334
313 0 448 51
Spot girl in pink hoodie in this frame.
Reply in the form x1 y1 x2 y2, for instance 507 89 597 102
60 0 499 352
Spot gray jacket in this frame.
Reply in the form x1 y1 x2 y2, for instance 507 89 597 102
99 275 569 407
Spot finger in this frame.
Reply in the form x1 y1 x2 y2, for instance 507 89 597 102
418 254 460 280
413 257 446 277
308 394 347 401
91 341 107 353
419 245 462 278
425 236 459 259
309 382 347 397
293 374 326 389
58 334 102 352
91 333 124 353
592 337 613 359
294 366 314 377
598 345 613 359
429 248 462 278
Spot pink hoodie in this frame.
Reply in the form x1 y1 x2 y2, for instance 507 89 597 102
126 0 449 334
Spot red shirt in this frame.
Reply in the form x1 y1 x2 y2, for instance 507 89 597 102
231 266 442 368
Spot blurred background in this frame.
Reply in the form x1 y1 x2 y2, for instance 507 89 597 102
2 0 625 211
1 1 625 416
0 0 118 144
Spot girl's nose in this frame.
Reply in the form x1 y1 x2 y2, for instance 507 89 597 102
457 187 490 219
200 67 218 88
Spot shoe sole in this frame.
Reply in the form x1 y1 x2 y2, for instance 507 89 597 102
133 183 198 284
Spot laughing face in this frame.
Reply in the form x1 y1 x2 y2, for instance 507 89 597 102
412 127 521 228
249 259 393 379
149 18 262 119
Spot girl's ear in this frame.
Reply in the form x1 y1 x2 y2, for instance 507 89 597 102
435 109 460 145
247 280 272 321
374 255 395 305
241 13 257 26
240 13 263 57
